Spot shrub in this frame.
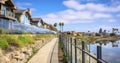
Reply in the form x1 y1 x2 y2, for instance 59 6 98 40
34 34 54 40
0 28 8 34
0 38 9 49
2 35 23 47
18 35 34 45
110 33 116 36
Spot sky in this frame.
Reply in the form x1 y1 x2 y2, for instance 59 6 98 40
13 0 120 32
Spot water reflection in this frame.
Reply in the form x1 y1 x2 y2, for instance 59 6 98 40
88 40 120 63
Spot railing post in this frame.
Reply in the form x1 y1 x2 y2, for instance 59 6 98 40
62 35 65 53
68 36 69 61
74 39 77 63
70 37 72 63
97 46 102 63
66 36 67 55
82 41 85 63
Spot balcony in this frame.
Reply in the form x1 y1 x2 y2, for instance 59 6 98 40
0 10 16 20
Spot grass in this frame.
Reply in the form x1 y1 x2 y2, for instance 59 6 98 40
0 28 8 34
58 37 68 63
18 35 35 45
0 34 56 50
34 34 56 40
0 38 9 49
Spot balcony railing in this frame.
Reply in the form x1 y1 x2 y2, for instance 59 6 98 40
0 10 16 20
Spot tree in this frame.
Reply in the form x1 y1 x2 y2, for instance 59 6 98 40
59 22 62 32
99 28 102 33
54 23 57 27
59 22 64 32
110 33 116 36
61 22 64 32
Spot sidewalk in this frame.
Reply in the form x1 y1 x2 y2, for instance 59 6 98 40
28 38 58 63
50 39 58 63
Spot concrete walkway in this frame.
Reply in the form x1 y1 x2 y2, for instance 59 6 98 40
28 38 58 63
50 39 58 63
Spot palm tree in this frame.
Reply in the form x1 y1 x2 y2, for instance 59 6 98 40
54 23 57 27
61 22 64 32
59 22 62 32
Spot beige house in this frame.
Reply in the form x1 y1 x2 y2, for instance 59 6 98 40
0 0 17 29
30 18 44 27
15 9 32 25
0 0 16 20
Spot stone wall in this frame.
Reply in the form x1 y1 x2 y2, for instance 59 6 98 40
0 38 53 63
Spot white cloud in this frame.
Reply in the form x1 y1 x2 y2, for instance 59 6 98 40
41 9 113 24
16 2 32 6
38 0 119 28
41 9 96 24
15 2 36 11
30 8 36 11
116 14 120 17
93 13 112 19
107 19 117 22
63 0 120 12
63 0 85 10
111 0 120 6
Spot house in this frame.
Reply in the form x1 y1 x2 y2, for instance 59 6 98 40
15 9 32 25
30 18 44 27
48 24 57 31
0 0 17 30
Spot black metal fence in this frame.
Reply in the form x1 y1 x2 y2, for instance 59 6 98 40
59 34 108 63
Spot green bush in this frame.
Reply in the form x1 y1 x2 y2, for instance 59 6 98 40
0 38 9 49
0 28 8 34
8 36 22 47
18 35 34 45
110 33 116 36
34 34 54 40
1 35 23 47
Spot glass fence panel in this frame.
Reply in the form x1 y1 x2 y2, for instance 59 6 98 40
0 20 56 34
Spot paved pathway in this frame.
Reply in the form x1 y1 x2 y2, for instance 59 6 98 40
50 39 58 63
28 38 58 63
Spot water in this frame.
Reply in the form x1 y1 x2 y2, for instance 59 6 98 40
88 40 120 63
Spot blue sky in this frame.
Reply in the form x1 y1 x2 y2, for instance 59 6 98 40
13 0 120 32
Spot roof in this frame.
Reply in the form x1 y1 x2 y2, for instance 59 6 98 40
14 10 26 14
31 18 42 22
0 0 16 9
15 9 32 20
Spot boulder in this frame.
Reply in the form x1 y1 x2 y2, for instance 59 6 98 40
0 48 3 56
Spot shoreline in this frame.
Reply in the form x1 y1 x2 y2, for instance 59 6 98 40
96 36 120 42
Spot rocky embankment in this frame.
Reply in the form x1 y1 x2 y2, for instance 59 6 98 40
0 38 53 63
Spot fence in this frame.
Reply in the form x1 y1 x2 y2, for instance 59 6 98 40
59 34 108 63
0 20 56 34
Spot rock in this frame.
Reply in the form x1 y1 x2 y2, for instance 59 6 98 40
0 48 3 56
0 56 10 63
13 55 22 60
11 59 17 63
3 56 10 63
12 51 23 60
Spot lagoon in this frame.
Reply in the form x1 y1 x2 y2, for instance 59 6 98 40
88 40 120 63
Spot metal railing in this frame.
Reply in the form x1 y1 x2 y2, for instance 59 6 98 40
59 34 108 63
